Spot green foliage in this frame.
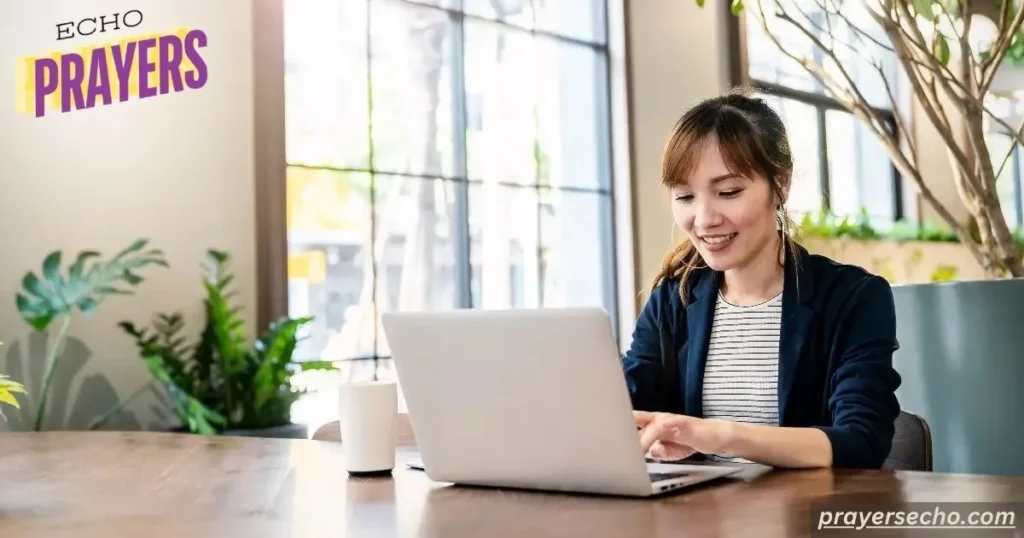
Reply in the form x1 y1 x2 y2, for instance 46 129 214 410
117 249 335 434
13 239 168 431
0 342 26 421
793 208 881 241
1002 32 1024 66
913 0 937 21
933 33 951 66
793 207 1024 248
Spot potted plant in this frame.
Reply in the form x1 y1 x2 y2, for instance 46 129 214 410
699 0 1024 475
104 249 336 438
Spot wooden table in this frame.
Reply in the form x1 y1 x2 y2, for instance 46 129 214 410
2 431 1022 537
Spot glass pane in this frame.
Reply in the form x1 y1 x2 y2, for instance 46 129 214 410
535 37 608 190
535 0 606 43
540 189 615 316
375 175 461 356
285 167 375 361
759 93 822 216
825 1 901 110
464 19 538 185
463 0 534 29
284 0 369 168
370 0 457 177
987 131 1021 228
469 183 540 309
825 110 896 222
745 0 821 93
745 0 901 109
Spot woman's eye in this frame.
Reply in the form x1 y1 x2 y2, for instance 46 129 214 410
720 189 742 198
674 194 694 202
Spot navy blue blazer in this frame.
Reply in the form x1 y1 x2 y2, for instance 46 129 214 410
621 243 903 469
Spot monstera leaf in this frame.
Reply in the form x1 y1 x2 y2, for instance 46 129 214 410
16 239 169 330
13 239 169 431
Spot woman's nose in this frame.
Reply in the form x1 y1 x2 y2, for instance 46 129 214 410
693 200 723 229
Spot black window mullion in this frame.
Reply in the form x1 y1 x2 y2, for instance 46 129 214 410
817 105 830 211
888 116 904 221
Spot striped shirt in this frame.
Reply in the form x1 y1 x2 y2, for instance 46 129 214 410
701 291 782 463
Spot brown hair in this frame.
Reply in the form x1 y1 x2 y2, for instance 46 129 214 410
651 87 799 302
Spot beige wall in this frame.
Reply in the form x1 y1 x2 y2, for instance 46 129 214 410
0 1 256 431
625 0 731 303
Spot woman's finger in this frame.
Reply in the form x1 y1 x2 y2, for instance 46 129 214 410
633 411 656 428
649 440 667 460
638 420 667 452
665 443 696 461
649 440 695 462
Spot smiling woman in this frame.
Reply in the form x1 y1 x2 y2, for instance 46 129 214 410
622 88 903 470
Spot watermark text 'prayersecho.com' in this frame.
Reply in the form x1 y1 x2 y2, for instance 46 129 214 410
810 502 1021 536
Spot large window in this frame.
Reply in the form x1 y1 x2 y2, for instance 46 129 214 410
282 0 619 377
736 0 904 223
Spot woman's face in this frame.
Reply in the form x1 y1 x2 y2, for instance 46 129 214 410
670 139 784 272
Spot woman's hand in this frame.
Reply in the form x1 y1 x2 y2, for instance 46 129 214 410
634 411 734 461
635 411 836 468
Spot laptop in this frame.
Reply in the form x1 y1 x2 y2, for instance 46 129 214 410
380 307 744 497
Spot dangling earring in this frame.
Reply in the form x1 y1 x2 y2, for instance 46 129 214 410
777 203 789 265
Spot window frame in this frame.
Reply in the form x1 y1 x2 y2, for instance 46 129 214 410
253 0 638 359
725 2 905 222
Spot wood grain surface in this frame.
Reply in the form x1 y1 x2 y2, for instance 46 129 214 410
1 431 1022 537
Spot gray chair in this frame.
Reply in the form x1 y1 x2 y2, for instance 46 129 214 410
882 410 933 471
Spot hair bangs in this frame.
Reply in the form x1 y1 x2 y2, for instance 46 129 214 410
661 107 776 188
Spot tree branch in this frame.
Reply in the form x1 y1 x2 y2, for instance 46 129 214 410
878 3 985 197
749 1 985 268
994 119 1024 183
774 7 889 135
873 59 917 163
903 1 968 102
981 1 1024 94
985 105 1024 148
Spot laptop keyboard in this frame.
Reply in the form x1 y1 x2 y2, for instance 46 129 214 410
649 471 692 482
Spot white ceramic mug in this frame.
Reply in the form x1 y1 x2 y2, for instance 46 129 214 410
337 379 398 475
